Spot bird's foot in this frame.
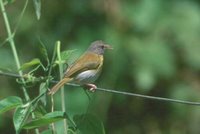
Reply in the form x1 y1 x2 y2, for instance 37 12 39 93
83 84 97 92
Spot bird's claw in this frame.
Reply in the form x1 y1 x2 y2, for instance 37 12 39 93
84 84 97 92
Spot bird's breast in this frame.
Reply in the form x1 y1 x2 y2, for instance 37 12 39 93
74 68 102 84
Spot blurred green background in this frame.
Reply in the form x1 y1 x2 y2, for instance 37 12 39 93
1 0 200 133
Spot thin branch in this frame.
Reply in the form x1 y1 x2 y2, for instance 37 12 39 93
0 0 29 47
96 87 200 105
1 71 200 106
12 0 29 36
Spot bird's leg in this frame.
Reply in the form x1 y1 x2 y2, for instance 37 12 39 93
83 84 97 92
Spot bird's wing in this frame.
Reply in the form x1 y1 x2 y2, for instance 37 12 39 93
64 52 103 78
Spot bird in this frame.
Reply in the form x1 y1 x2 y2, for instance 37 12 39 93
48 40 112 95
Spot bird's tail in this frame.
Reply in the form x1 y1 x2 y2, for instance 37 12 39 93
48 78 72 95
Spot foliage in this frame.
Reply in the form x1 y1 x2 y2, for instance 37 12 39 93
1 0 200 134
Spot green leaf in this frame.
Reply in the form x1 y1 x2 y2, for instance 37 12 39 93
22 111 67 129
41 129 52 134
20 58 41 70
60 50 76 61
38 39 50 66
73 114 105 134
34 105 47 118
0 96 22 114
13 103 32 134
33 0 41 20
39 82 47 106
6 0 15 4
68 128 76 134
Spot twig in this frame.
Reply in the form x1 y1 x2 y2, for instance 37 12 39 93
12 0 29 36
1 71 200 106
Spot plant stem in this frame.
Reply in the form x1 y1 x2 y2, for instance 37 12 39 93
51 95 56 134
0 0 29 101
48 42 57 133
56 41 68 134
0 1 39 134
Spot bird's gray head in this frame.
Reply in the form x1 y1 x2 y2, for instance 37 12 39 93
88 40 112 55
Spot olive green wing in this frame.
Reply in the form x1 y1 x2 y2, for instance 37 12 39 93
64 52 103 78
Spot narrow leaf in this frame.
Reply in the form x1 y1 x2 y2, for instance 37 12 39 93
0 96 22 114
39 82 47 105
20 58 41 70
6 0 15 4
13 103 32 134
38 39 50 66
33 0 41 20
73 114 105 134
60 50 76 61
41 129 52 134
34 105 47 118
22 111 67 129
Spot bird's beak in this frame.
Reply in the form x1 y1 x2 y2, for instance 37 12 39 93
103 44 113 50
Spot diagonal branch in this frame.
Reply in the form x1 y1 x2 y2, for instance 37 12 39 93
1 71 200 106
